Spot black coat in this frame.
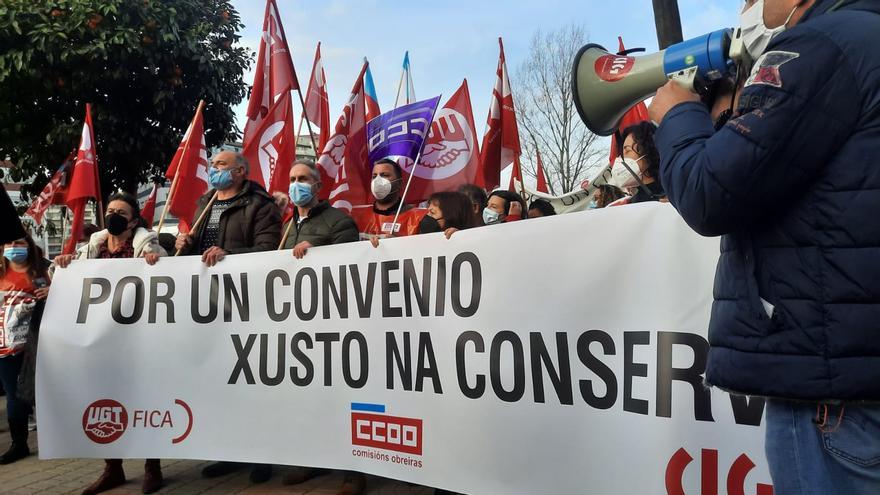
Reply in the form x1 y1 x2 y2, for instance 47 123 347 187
183 180 281 255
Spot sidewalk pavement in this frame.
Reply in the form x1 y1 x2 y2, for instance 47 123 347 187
0 402 435 495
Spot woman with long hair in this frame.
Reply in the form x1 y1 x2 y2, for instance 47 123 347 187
0 232 49 464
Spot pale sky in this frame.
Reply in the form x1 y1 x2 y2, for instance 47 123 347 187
229 0 742 131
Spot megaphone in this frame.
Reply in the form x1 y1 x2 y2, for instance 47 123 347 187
572 29 737 136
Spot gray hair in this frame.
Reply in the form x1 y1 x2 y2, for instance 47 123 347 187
292 158 321 182
233 152 250 174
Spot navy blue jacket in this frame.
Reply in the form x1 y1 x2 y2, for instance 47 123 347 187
655 0 880 401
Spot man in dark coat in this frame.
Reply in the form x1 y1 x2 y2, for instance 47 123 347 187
175 151 281 265
175 151 279 483
281 159 358 257
649 0 880 492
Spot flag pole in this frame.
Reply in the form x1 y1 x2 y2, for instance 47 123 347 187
175 191 218 256
390 96 441 234
394 52 407 108
278 214 295 250
157 99 205 234
293 88 319 157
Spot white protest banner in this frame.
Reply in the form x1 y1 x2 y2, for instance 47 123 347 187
37 203 774 494
514 162 612 214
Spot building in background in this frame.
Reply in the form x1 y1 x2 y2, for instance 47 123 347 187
4 158 96 258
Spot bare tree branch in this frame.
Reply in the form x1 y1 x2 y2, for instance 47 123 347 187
513 24 605 195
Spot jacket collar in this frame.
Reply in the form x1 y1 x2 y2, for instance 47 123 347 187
800 0 880 23
295 200 330 221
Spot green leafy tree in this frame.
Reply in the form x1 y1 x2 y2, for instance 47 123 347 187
0 0 251 198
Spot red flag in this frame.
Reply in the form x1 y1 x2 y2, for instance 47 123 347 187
164 104 209 232
402 79 480 202
609 37 649 165
477 38 522 191
140 182 158 229
62 104 100 254
535 150 549 193
25 152 74 224
303 42 331 152
508 158 523 192
243 0 299 144
243 89 296 194
316 63 370 210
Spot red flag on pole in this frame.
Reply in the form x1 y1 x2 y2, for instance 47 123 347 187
402 79 480 202
316 63 370 210
243 89 296 194
609 37 649 165
303 42 331 152
140 182 159 229
477 38 522 191
535 150 549 193
62 104 100 254
243 0 299 144
164 105 209 232
507 158 523 192
25 152 74 224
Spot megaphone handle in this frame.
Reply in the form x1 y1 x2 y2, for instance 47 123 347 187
668 66 699 90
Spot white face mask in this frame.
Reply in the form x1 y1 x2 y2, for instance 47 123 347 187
371 176 393 200
610 156 644 189
740 0 799 59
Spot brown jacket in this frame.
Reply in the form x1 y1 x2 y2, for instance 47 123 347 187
183 180 281 255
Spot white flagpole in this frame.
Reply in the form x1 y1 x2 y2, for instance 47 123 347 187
390 96 441 233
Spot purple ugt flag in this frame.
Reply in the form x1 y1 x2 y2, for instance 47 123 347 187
367 96 441 165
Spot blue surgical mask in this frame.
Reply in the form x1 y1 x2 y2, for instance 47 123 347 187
482 207 502 225
209 167 234 190
4 247 28 264
289 182 315 207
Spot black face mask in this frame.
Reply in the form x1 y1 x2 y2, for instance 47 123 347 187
105 213 131 236
418 214 442 234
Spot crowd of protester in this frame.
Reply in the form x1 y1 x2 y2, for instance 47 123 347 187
0 122 663 495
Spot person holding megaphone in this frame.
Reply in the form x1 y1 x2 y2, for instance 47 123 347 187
647 0 880 493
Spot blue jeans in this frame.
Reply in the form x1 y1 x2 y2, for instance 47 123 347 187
765 399 880 495
0 354 31 424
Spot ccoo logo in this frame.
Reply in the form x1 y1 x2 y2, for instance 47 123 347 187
82 399 128 444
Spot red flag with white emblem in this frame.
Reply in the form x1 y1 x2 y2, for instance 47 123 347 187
317 63 370 211
303 42 331 152
477 38 522 191
164 104 209 232
62 104 101 254
243 89 295 194
243 0 299 144
403 79 480 202
25 151 74 224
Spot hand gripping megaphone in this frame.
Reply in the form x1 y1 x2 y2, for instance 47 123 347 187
572 29 737 136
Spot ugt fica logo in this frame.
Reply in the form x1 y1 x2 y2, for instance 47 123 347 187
82 399 128 444
82 398 194 445
350 403 423 455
